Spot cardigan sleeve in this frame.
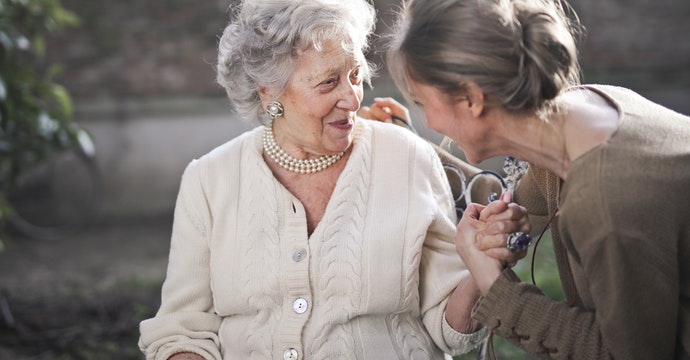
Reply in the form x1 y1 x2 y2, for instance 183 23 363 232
472 268 610 359
418 148 488 355
139 160 222 360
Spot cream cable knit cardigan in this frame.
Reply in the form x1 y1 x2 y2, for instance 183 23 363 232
139 120 486 360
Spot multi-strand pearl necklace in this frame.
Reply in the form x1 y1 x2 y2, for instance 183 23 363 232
262 123 345 174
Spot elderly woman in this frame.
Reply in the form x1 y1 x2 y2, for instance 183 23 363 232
138 1 529 359
387 0 690 359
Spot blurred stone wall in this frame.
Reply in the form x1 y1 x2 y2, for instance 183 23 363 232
41 0 690 217
48 0 690 113
48 0 228 102
570 0 690 112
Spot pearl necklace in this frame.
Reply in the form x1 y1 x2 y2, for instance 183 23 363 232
262 123 345 174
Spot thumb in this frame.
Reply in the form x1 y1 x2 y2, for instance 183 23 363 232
463 203 488 229
500 191 513 203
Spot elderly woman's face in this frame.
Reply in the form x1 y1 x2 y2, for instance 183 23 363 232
277 40 365 156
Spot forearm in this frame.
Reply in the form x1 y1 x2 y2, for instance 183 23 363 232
444 274 482 334
473 269 610 359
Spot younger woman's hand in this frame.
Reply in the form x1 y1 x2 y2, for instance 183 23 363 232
359 97 411 124
476 192 531 267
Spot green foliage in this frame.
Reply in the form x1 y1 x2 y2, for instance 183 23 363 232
0 0 83 246
455 231 564 360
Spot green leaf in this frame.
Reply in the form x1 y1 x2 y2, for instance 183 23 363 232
46 63 64 79
31 35 45 57
48 82 73 119
53 6 80 27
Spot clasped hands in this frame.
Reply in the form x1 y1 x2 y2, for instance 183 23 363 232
457 191 530 295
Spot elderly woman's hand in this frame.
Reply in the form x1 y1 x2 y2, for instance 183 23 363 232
360 97 411 124
455 192 530 295
168 352 205 360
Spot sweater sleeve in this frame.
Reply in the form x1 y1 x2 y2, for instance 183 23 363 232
514 165 555 238
139 160 222 360
418 149 488 355
472 269 610 359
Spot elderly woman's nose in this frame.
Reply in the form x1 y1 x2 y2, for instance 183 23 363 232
338 82 362 111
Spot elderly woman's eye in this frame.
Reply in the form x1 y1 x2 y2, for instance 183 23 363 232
321 78 338 87
351 68 362 83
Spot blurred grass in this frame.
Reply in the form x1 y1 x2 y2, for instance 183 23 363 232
454 230 565 360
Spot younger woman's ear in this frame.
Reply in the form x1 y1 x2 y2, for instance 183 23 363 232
465 81 485 118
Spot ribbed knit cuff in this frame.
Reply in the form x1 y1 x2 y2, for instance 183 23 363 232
441 311 488 355
471 268 521 326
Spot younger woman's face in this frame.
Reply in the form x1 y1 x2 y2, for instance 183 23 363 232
408 81 492 164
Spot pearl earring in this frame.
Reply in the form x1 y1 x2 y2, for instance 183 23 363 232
265 101 284 119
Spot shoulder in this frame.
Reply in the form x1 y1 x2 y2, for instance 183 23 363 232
365 119 425 142
197 126 263 165
180 126 263 188
363 119 438 160
576 84 645 105
360 118 453 203
580 84 689 121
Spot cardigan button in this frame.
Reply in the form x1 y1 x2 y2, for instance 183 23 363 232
283 348 299 360
292 248 307 262
292 298 308 314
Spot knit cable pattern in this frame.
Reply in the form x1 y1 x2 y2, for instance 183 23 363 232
308 124 369 359
240 137 283 358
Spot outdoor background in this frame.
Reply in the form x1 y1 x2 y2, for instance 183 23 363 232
1 0 688 359
37 0 690 219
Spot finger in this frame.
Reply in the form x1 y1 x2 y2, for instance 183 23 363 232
459 203 489 230
368 105 393 123
359 106 373 119
489 209 530 229
374 97 410 121
483 202 529 223
461 202 482 222
478 199 509 222
518 214 532 234
373 97 402 110
476 217 532 249
476 231 509 251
